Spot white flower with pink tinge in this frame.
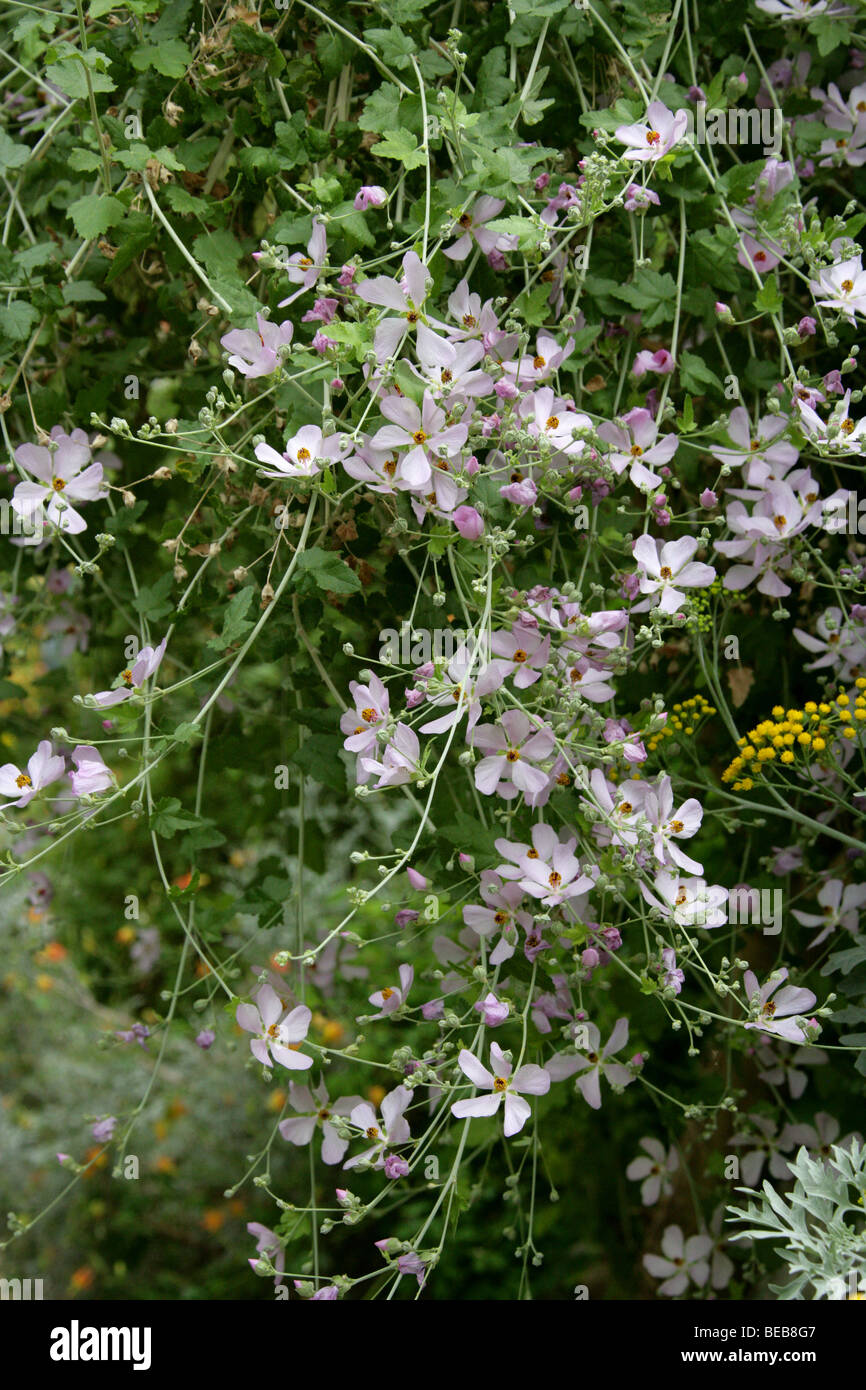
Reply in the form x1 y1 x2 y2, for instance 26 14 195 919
462 874 533 966
0 739 65 808
360 723 421 788
418 642 502 736
443 197 517 262
368 963 413 1019
411 322 492 400
756 0 852 19
709 407 799 488
221 314 293 378
451 1042 550 1137
92 637 168 708
471 709 556 802
443 279 500 342
792 878 866 948
615 100 688 161
546 1018 633 1109
743 968 817 1044
343 1085 412 1169
626 1137 679 1206
633 535 716 614
500 333 574 385
511 823 596 909
639 774 705 875
598 407 678 492
236 983 314 1071
278 1081 362 1165
810 254 866 325
13 428 107 536
340 674 390 762
641 869 727 929
369 390 468 490
643 1226 713 1297
356 250 433 361
520 386 590 458
489 624 550 688
277 216 327 307
255 424 351 479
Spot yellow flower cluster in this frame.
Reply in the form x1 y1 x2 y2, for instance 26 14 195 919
646 693 716 754
721 680 866 791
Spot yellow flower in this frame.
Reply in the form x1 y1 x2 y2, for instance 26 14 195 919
812 737 826 751
797 732 811 746
781 751 795 763
837 693 850 707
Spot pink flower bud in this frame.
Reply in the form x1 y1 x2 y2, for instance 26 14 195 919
453 505 484 540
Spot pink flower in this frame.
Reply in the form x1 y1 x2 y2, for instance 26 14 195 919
615 101 688 161
709 406 799 487
220 314 293 378
792 879 866 948
277 216 327 307
632 348 674 378
255 424 351 479
443 197 516 262
69 745 112 796
354 184 387 210
643 1226 712 1297
13 428 107 536
474 991 509 1026
340 674 390 765
344 1085 412 1169
360 723 421 787
743 968 817 1044
451 1042 550 1137
624 184 660 212
92 637 167 708
368 963 414 1018
626 1137 679 1205
471 709 556 803
369 390 467 490
0 739 65 807
599 408 678 492
247 1222 285 1286
632 535 716 614
278 1081 361 1164
546 1018 633 1109
356 250 432 361
453 505 484 539
236 984 313 1071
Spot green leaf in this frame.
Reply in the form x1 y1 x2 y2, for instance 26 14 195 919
363 26 416 69
370 128 427 170
609 268 677 328
45 57 116 99
293 548 362 597
132 571 175 622
754 279 783 316
62 280 106 304
67 148 104 173
0 301 39 342
67 194 126 241
207 586 256 650
0 131 30 175
150 797 201 838
485 216 545 252
358 84 403 135
679 350 723 395
810 15 850 56
131 40 192 79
